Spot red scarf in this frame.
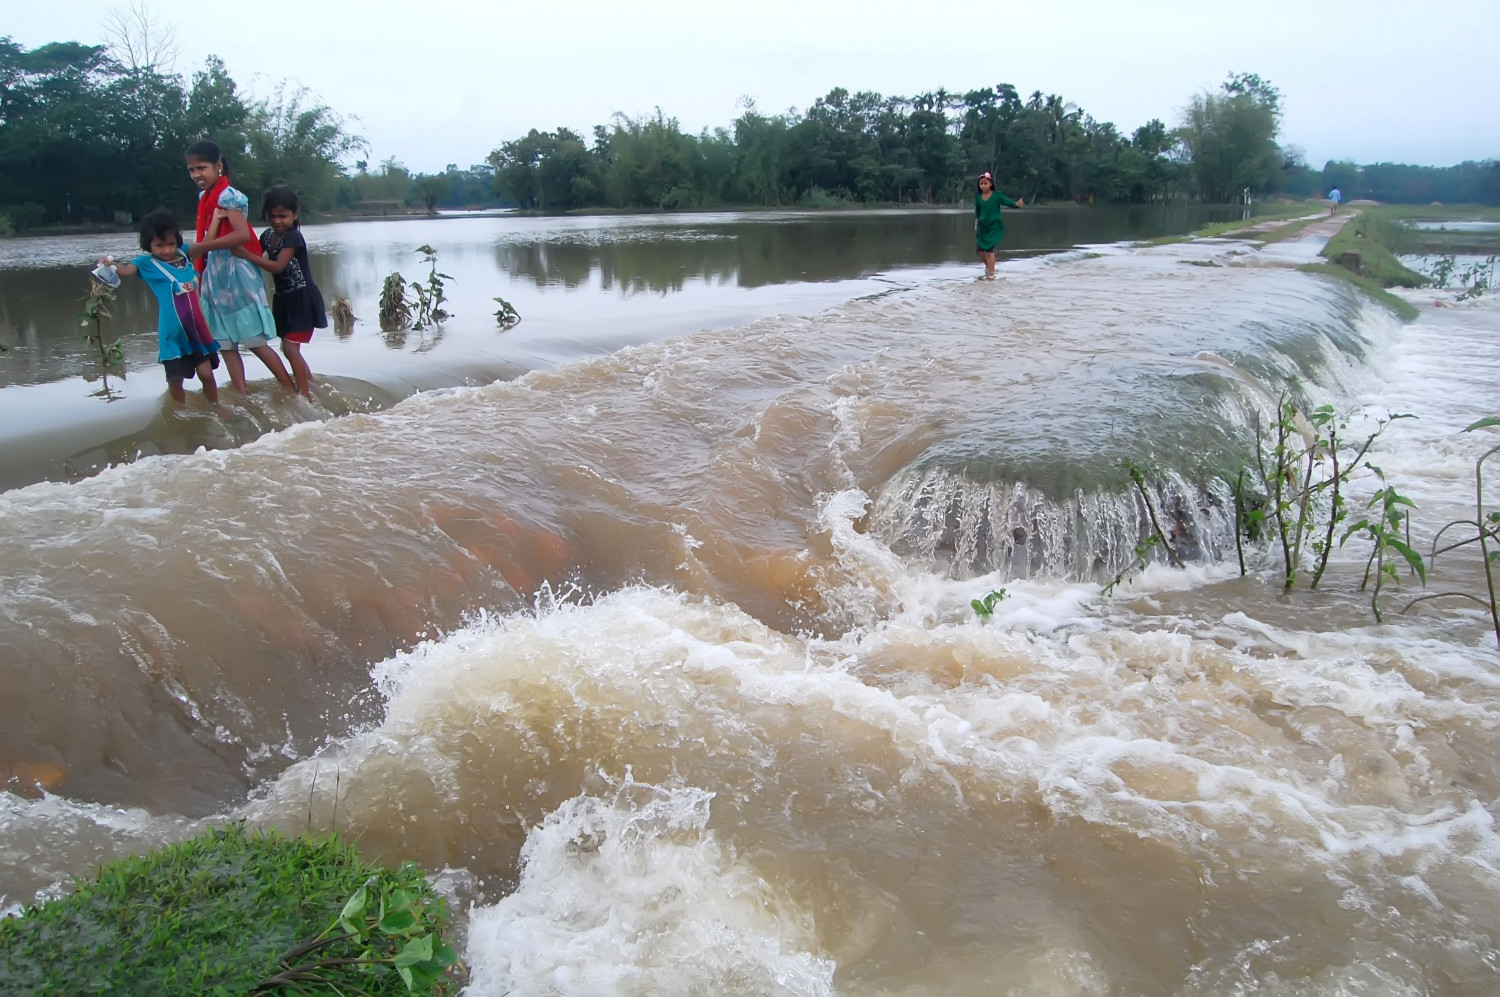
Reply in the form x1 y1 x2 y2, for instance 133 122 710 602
194 175 262 275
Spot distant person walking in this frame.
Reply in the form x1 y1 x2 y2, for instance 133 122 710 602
1328 187 1342 215
975 172 1022 279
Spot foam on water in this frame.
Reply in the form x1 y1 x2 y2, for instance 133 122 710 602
228 550 1499 991
464 779 836 996
0 792 198 912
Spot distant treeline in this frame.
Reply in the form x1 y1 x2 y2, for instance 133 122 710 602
1315 160 1498 205
1 33 1495 235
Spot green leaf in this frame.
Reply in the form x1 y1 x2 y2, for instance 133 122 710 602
1463 416 1500 432
380 908 418 934
340 885 369 923
394 933 435 968
1340 519 1370 545
1388 538 1427 583
399 965 414 990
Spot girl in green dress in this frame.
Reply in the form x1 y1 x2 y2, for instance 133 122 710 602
975 172 1022 278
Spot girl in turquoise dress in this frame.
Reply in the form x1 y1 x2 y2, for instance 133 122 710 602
974 171 1023 279
184 139 295 395
98 211 221 403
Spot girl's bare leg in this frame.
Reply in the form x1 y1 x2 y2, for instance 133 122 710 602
250 343 296 391
982 251 997 277
196 360 219 404
167 378 187 403
221 349 249 394
281 340 314 398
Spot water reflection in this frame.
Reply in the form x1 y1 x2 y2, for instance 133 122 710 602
1 205 1260 489
0 206 1255 392
487 206 1247 295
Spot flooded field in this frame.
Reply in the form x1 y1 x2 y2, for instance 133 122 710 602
2 209 1498 994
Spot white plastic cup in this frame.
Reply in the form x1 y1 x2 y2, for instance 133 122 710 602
91 263 121 287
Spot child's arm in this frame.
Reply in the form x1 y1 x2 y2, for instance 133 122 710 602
101 255 139 278
188 207 253 258
234 245 296 274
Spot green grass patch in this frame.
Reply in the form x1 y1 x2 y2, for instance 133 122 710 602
1359 203 1500 224
1319 214 1428 288
1138 200 1322 246
0 824 459 995
1352 204 1500 256
1298 263 1420 321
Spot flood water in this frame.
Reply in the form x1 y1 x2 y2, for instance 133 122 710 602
3 207 1500 995
0 204 1251 490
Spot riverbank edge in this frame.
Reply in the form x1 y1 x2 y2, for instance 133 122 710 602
0 823 461 993
1136 200 1327 246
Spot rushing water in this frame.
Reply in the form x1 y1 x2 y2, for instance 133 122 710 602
0 205 1253 490
3 213 1499 994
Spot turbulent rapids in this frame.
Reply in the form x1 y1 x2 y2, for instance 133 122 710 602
3 237 1499 994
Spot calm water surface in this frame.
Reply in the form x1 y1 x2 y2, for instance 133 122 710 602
0 205 1254 489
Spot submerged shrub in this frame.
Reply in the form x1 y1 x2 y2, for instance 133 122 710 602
0 824 457 995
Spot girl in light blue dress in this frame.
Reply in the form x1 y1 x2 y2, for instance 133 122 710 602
185 139 294 395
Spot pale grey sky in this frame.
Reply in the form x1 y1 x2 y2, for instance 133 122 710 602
10 0 1498 174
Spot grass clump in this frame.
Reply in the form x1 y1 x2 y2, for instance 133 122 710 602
1319 214 1427 288
0 824 458 995
1297 263 1420 321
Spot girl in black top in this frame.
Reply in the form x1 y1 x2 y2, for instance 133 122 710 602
235 185 327 398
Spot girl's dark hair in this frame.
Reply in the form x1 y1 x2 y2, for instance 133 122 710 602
138 210 183 252
185 139 228 175
976 171 995 194
261 185 301 225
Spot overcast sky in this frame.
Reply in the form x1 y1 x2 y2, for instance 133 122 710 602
10 0 1497 175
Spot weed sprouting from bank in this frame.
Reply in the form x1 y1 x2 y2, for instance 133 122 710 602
80 275 125 400
493 295 521 329
1251 397 1409 592
1342 466 1425 622
1424 254 1496 300
1102 461 1183 595
0 824 462 994
970 589 1008 618
377 246 460 336
1111 396 1500 640
1111 397 1437 624
330 297 358 336
379 273 411 331
409 244 452 331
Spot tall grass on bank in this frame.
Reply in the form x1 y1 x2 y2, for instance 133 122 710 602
0 825 459 995
1319 214 1428 288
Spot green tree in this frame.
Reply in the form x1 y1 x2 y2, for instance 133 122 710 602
244 82 366 214
409 173 450 213
1322 160 1361 200
1177 72 1283 202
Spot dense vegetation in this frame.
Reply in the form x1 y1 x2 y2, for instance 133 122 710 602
0 824 458 994
2 26 1496 233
